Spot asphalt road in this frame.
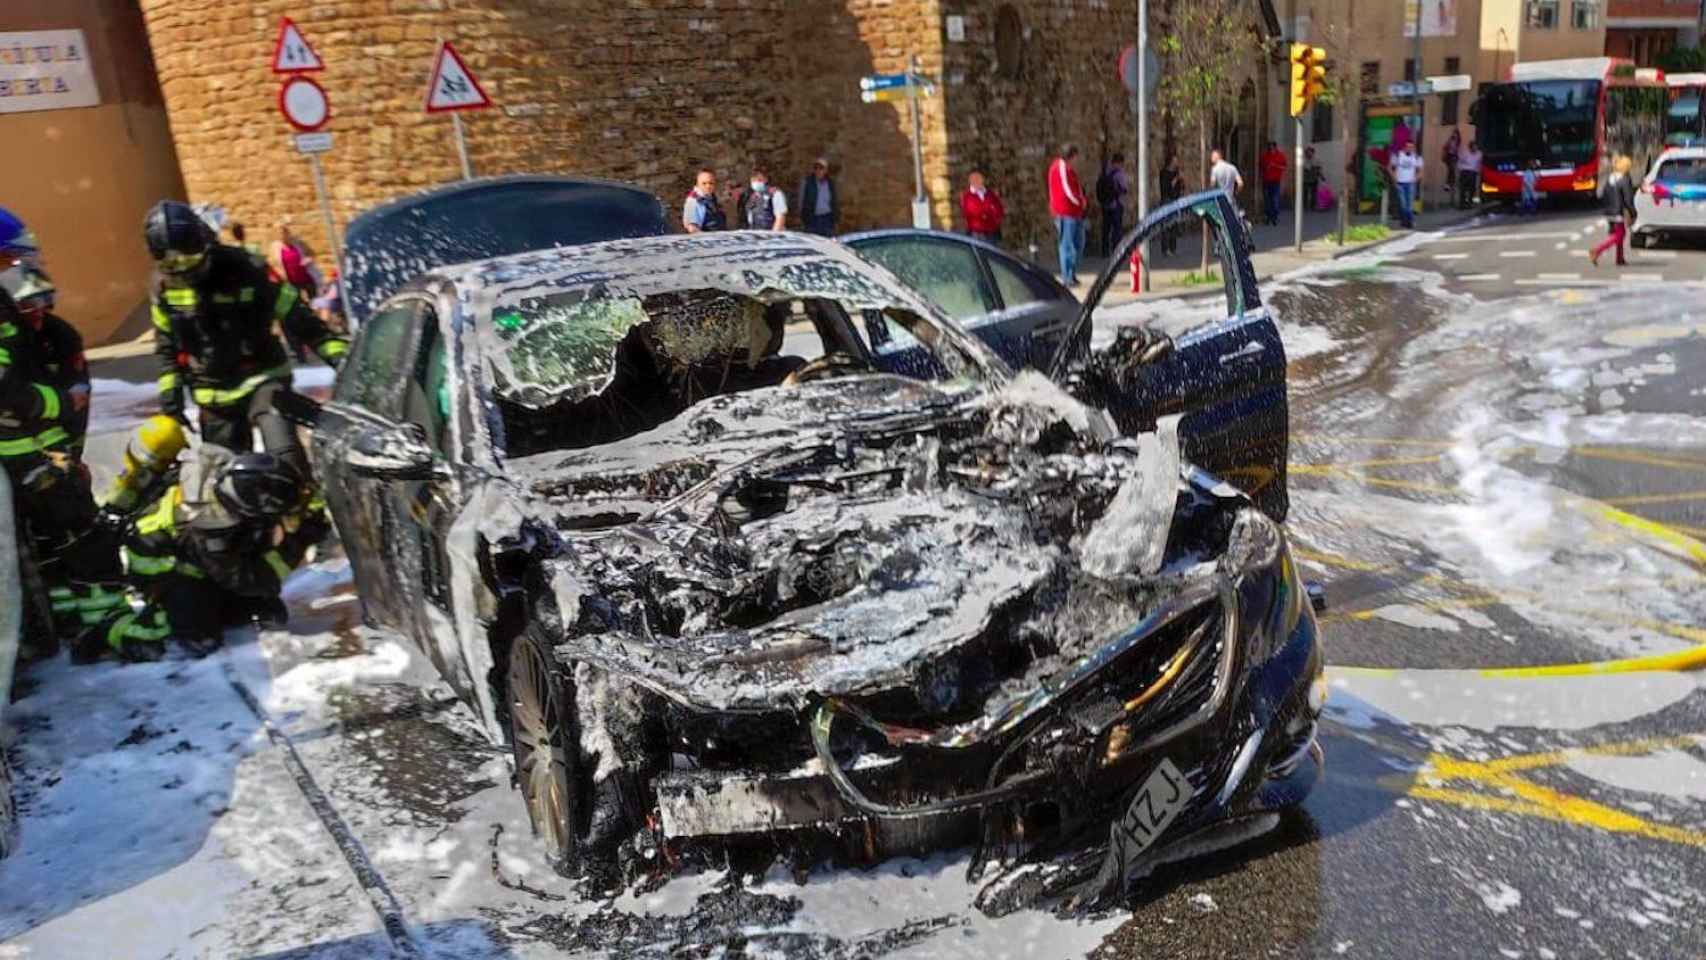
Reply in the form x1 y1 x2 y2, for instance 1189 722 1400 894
7 220 1706 958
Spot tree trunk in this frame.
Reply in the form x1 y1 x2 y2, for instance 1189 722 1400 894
1339 99 1352 245
1199 117 1211 274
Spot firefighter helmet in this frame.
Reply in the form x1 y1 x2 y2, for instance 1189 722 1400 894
0 206 39 264
143 200 215 277
214 453 300 521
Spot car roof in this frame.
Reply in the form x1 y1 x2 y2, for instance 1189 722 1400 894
341 174 667 324
842 227 1020 259
1658 146 1706 159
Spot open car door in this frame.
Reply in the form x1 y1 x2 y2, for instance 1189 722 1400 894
1049 190 1290 521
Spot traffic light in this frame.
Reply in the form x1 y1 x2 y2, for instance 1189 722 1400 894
1289 44 1328 117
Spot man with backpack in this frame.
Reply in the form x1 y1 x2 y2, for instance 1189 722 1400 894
1096 153 1131 258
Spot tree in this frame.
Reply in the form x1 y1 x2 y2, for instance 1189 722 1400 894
1658 46 1705 73
1316 13 1377 245
1156 0 1260 272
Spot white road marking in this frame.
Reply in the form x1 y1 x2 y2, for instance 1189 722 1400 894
1500 250 1538 258
1433 253 1471 260
1635 251 1679 260
1515 278 1614 287
1427 231 1579 243
1458 273 1502 281
1537 272 1581 281
1621 273 1666 282
1554 241 1568 250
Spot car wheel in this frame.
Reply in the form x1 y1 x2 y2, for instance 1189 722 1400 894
507 630 583 872
1631 231 1649 249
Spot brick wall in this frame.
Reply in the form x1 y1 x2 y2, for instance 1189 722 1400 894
138 0 1181 266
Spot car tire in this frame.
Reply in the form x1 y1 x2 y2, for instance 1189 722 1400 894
1631 231 1649 249
507 629 585 875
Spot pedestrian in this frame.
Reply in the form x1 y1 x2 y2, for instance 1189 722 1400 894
1259 140 1287 226
682 168 727 233
1590 154 1638 267
266 220 318 298
798 157 839 237
228 221 262 256
1095 152 1131 257
1388 140 1423 229
1457 140 1483 210
1441 128 1462 205
1519 159 1541 214
1048 143 1088 286
1158 155 1184 255
960 168 1005 244
1209 147 1244 207
734 165 788 231
145 200 348 490
1302 146 1323 208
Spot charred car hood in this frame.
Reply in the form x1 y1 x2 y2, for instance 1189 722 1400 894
515 371 1249 716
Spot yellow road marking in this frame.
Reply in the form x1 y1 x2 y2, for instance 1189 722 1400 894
1293 435 1457 449
1592 503 1706 567
1570 446 1706 472
1605 489 1706 507
1334 730 1706 848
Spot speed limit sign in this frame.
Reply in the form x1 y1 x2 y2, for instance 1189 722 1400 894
278 75 330 132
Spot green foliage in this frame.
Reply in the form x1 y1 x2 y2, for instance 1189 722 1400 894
1332 224 1390 245
1658 46 1705 73
1180 269 1221 287
1155 1 1256 130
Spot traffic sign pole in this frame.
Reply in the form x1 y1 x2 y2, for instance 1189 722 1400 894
1295 116 1305 253
907 55 928 228
308 152 341 274
451 112 472 180
1136 0 1149 291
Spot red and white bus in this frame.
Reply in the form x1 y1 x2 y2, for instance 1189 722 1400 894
1472 57 1667 201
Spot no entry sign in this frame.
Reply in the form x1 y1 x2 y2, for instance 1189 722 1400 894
278 74 330 132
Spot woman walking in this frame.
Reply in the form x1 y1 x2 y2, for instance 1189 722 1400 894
1589 155 1637 268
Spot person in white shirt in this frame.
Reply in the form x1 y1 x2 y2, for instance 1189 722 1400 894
1456 141 1483 210
1388 141 1423 228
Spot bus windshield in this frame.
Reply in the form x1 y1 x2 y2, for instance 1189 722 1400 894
1477 80 1601 165
1667 90 1703 146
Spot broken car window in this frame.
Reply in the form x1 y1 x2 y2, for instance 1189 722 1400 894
334 298 422 418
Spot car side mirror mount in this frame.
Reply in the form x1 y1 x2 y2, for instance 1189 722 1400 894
349 422 448 482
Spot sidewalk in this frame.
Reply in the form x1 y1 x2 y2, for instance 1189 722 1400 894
1076 202 1485 307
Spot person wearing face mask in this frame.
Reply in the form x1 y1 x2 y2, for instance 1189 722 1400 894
144 200 348 489
734 165 788 231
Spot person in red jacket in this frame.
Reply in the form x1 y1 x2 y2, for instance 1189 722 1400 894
960 169 1006 244
1259 141 1288 226
1047 143 1088 286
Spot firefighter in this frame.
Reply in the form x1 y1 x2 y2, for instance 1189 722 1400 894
80 448 330 663
0 272 126 658
1 207 90 458
144 200 347 490
101 413 191 521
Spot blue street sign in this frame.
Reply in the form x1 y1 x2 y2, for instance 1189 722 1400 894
860 73 910 91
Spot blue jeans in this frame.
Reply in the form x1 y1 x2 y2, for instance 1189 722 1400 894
1263 181 1282 224
1520 184 1538 213
1055 215 1085 284
1394 181 1415 226
805 213 836 236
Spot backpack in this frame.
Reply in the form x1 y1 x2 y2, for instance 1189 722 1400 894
1096 168 1119 208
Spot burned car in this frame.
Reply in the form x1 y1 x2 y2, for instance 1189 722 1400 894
294 196 1323 907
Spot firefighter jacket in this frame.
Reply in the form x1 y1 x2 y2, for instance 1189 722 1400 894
152 244 348 415
0 308 70 462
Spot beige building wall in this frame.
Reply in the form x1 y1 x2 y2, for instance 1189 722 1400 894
1286 0 1606 205
0 0 187 346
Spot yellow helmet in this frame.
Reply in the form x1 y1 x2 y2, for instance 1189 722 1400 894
127 414 188 471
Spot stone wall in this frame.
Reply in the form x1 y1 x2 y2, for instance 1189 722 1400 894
137 0 1184 269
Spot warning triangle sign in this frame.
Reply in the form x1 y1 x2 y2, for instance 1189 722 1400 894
271 18 325 74
424 42 493 113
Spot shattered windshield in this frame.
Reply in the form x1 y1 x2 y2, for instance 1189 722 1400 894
488 282 981 458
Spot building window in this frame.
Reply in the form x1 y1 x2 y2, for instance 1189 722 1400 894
1361 61 1380 96
1404 59 1417 83
1312 98 1334 142
1441 56 1461 124
1570 1 1598 30
1527 0 1559 29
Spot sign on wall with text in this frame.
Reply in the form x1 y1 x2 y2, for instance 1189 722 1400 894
0 30 100 114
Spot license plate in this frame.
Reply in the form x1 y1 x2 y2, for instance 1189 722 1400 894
1111 757 1192 859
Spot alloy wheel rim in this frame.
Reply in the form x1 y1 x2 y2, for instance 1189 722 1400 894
511 639 573 860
